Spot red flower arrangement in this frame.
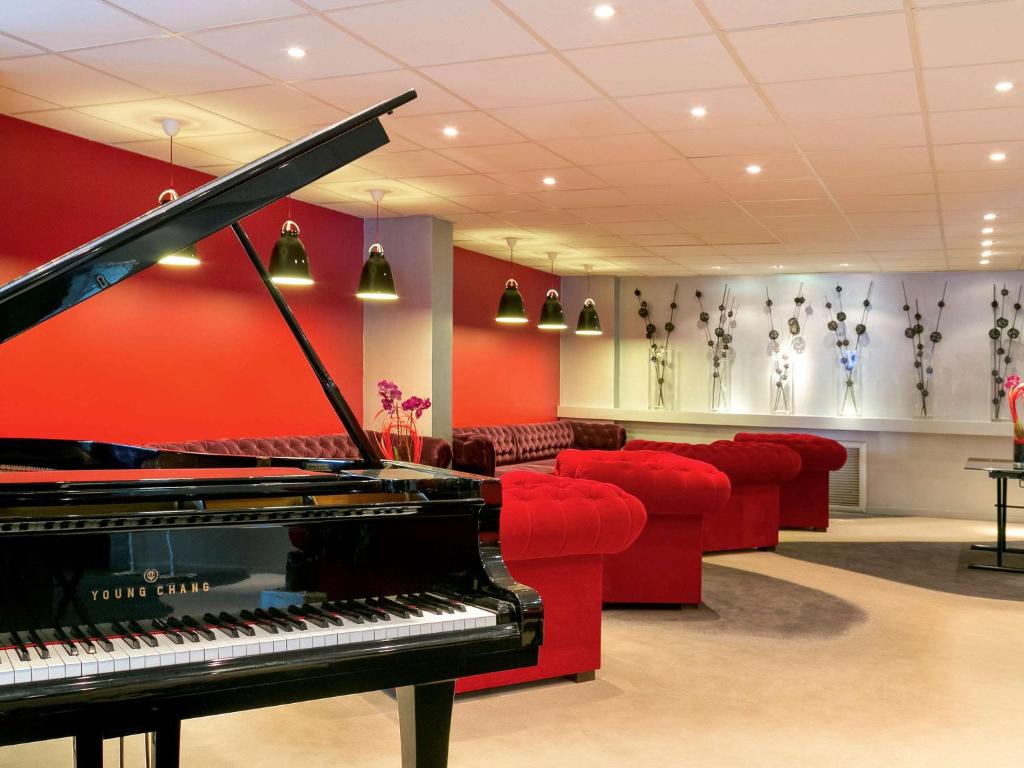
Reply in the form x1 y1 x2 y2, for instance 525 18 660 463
1006 374 1024 464
373 379 431 464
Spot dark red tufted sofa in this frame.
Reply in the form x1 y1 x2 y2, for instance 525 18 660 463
734 433 847 530
625 439 801 552
152 431 452 469
457 471 646 693
452 420 625 477
555 449 730 606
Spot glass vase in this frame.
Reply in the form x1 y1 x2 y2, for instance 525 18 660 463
709 350 732 412
648 347 676 410
836 360 862 417
769 352 794 415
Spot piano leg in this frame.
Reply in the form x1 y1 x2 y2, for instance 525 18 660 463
397 680 456 768
152 721 181 768
74 733 103 768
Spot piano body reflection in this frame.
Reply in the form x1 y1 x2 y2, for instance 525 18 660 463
0 90 541 768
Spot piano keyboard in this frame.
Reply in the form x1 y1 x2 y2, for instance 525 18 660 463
0 593 496 685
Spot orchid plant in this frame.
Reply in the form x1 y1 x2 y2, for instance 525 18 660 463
373 379 431 463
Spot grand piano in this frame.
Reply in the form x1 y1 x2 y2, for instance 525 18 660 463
0 90 542 768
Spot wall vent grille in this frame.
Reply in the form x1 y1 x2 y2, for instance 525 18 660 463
829 441 866 512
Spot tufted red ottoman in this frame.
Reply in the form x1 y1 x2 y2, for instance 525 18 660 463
735 433 848 530
554 449 729 606
457 471 645 693
625 440 801 552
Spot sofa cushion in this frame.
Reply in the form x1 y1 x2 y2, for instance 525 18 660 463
495 459 556 478
625 439 801 484
734 432 847 472
499 472 645 562
452 425 519 466
512 421 575 463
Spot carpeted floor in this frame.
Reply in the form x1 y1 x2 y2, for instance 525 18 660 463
5 515 1024 767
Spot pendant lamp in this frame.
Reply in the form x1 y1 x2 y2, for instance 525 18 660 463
575 264 603 336
156 119 199 267
496 237 528 324
537 252 567 330
269 217 313 286
357 188 398 301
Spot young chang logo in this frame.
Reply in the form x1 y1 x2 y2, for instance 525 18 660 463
90 569 211 602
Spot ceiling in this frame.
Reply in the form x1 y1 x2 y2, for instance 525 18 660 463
2 0 1024 277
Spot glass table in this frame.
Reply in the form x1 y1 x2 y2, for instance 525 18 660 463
965 458 1024 574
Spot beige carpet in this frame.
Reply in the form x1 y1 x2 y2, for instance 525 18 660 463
5 515 1024 767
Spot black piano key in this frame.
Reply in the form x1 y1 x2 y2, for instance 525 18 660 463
288 605 327 628
110 621 140 649
300 604 341 626
52 627 78 655
240 610 279 634
87 624 114 653
70 625 96 653
386 596 423 617
203 613 238 639
9 631 30 662
321 602 364 624
126 619 159 648
218 612 255 637
165 617 201 643
27 629 50 659
428 591 468 612
350 600 390 622
366 597 408 619
399 594 441 615
151 618 183 645
253 609 294 633
181 616 216 641
268 607 306 630
411 593 454 614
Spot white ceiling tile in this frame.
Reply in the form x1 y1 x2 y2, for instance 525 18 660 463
113 137 232 166
178 131 286 163
319 178 433 200
383 110 524 148
929 107 1024 144
847 211 940 227
565 36 747 97
933 141 1024 172
776 229 859 244
487 167 609 192
719 178 828 200
0 55 153 107
620 184 731 205
406 174 514 197
437 142 572 173
294 71 470 116
624 233 706 247
80 97 254 136
853 225 943 240
743 199 840 217
916 0 1024 67
543 133 679 165
489 100 644 141
660 122 797 157
448 193 550 213
569 205 668 223
16 108 154 143
586 158 705 186
67 38 269 95
0 86 58 113
939 190 1024 210
728 14 912 83
422 55 600 109
182 85 340 130
108 0 305 31
922 62 1024 112
383 195 473 215
764 71 920 122
328 0 542 66
787 114 927 150
836 194 937 213
189 14 397 80
355 148 473 177
936 169 1024 194
493 209 586 227
0 0 163 50
0 33 44 58
690 153 816 182
862 238 945 251
500 0 710 49
761 214 851 231
704 0 903 29
528 188 632 208
618 86 774 132
806 146 932 176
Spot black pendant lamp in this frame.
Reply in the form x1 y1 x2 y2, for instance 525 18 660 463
269 217 313 286
357 188 398 301
537 252 567 330
496 237 528 324
575 264 603 336
156 119 199 267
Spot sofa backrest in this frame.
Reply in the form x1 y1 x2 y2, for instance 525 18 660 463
452 425 519 465
453 421 576 466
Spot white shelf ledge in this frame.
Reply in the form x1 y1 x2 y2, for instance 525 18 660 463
556 406 1010 438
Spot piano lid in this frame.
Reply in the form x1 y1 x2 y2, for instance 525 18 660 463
0 89 416 345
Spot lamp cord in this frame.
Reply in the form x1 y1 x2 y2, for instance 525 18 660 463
375 199 380 242
168 135 173 189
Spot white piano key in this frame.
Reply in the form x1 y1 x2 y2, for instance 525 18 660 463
25 651 49 681
105 642 131 672
38 648 65 680
155 634 191 665
250 625 285 655
76 644 99 676
112 638 148 671
0 651 13 685
52 644 81 678
5 649 32 684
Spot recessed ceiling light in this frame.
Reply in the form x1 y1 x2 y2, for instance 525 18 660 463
990 151 1007 162
772 264 784 269
980 258 991 265
286 47 306 58
441 125 459 138
542 176 557 186
983 226 995 234
984 212 997 220
746 164 763 175
690 106 707 118
982 250 993 257
840 262 849 267
995 81 1015 92
711 265 721 270
982 239 994 247
594 4 616 18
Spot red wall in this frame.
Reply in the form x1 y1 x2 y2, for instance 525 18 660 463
452 247 560 426
0 115 365 443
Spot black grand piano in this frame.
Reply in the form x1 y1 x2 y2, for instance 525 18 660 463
0 90 541 767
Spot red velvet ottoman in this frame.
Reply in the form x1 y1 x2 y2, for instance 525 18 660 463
457 471 645 693
554 449 729 606
625 440 801 552
735 433 848 531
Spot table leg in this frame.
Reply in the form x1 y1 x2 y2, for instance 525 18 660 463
970 476 1024 573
